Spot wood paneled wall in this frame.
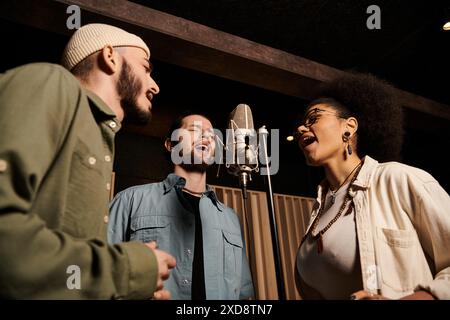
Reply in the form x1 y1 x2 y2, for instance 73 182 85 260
212 185 315 300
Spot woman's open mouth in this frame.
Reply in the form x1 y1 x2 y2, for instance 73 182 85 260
300 135 317 148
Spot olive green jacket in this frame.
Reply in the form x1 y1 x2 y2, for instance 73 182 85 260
0 63 157 299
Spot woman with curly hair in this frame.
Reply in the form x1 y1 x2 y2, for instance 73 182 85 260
294 72 450 300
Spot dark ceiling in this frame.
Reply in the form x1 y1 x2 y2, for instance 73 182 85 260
132 0 450 105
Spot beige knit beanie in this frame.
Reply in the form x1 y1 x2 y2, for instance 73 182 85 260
62 23 150 70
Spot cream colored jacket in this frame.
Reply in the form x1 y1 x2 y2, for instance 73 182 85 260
303 156 450 299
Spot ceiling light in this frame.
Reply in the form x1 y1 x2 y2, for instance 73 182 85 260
443 22 450 31
286 136 294 142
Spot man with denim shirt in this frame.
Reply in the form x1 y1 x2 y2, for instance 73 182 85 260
108 113 254 299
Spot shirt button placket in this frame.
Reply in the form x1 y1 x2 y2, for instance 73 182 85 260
88 157 96 165
0 159 8 172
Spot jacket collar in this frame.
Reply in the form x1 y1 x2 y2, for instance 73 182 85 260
352 155 378 189
84 88 120 121
316 155 378 202
163 173 224 211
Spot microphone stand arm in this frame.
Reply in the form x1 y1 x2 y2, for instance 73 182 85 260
258 126 286 300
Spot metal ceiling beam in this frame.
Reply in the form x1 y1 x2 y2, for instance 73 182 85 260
1 0 449 120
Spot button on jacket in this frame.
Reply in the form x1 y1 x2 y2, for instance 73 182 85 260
108 174 255 299
0 63 157 299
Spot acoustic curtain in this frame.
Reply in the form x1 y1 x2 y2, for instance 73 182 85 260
212 185 315 300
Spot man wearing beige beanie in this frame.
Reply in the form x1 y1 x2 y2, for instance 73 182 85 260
0 23 175 299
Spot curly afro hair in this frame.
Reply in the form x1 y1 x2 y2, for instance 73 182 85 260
308 72 404 162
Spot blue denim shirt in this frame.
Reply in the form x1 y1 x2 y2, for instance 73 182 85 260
108 174 254 300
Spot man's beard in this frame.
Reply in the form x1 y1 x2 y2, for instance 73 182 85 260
180 149 213 173
116 59 152 125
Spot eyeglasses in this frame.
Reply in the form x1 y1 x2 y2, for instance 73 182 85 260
292 108 345 140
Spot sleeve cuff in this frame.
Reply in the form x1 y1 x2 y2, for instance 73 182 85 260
121 241 158 299
417 279 450 300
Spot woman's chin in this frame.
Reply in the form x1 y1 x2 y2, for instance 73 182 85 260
303 152 315 165
304 154 322 167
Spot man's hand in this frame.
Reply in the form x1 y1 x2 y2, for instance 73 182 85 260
145 241 176 298
153 289 172 300
350 290 389 300
350 289 436 300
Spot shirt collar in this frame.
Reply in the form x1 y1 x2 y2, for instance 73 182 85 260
316 155 377 200
163 173 224 211
84 88 121 121
352 155 378 189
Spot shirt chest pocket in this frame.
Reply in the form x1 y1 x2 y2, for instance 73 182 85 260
64 138 106 237
72 137 105 177
375 227 418 292
222 230 243 285
130 215 171 246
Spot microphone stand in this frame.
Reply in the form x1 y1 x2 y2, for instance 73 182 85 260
258 126 286 300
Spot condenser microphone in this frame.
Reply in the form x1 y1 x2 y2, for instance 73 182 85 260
226 104 285 300
226 104 258 190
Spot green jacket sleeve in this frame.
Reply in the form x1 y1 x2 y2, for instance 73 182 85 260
0 63 157 299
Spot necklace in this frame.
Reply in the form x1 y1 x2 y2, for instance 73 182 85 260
303 161 363 254
182 186 205 196
328 162 362 207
